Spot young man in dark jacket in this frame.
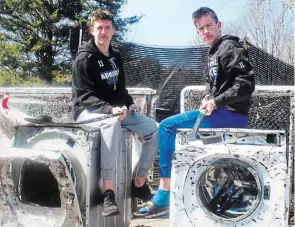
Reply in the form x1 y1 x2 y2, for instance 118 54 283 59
136 7 255 217
72 9 158 217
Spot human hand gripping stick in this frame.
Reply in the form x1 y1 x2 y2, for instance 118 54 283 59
111 107 127 121
188 95 214 142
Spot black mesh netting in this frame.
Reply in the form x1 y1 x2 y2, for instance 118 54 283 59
182 88 294 130
112 41 294 122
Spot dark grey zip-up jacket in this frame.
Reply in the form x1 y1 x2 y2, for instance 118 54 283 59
71 39 134 121
205 35 255 116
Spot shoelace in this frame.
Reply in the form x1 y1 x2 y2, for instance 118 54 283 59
104 191 116 206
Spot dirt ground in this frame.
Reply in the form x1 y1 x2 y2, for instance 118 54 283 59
130 216 169 227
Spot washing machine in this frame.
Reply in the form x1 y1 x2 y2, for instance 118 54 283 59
170 128 290 227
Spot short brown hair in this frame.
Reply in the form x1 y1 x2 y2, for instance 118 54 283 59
90 9 114 26
192 7 219 24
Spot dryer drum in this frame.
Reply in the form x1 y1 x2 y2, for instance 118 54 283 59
196 159 261 221
18 159 61 207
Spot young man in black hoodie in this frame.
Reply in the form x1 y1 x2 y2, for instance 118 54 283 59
71 9 158 217
136 7 255 217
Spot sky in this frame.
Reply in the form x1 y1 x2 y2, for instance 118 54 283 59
121 0 247 47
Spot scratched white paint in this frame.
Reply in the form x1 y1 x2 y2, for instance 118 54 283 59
176 85 294 226
0 148 83 227
170 129 290 227
0 119 136 227
0 87 150 227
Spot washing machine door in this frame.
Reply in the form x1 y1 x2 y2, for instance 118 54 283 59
183 155 265 225
196 158 261 220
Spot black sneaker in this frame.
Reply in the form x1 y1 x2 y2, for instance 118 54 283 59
131 180 153 202
102 190 120 217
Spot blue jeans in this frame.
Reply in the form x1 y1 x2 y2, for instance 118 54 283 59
158 107 248 178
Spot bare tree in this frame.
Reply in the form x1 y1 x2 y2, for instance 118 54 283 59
191 37 206 47
279 0 295 13
223 0 294 64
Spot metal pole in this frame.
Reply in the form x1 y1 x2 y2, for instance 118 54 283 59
79 22 83 46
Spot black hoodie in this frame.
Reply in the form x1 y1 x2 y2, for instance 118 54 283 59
71 39 134 121
204 35 255 116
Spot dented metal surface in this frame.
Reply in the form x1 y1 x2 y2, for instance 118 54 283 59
0 148 82 227
176 128 286 147
171 129 290 227
170 86 294 227
0 87 153 227
170 85 294 227
0 124 135 227
86 130 133 227
14 126 90 216
176 85 295 226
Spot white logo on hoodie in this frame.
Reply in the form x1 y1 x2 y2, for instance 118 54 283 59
98 60 104 67
99 57 119 87
101 69 119 80
208 57 218 79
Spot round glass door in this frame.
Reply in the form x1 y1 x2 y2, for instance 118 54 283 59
197 159 261 221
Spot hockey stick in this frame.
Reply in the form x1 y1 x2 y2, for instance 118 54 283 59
24 112 124 127
187 95 211 142
187 109 206 142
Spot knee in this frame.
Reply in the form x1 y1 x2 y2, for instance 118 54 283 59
142 120 158 139
149 120 158 134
